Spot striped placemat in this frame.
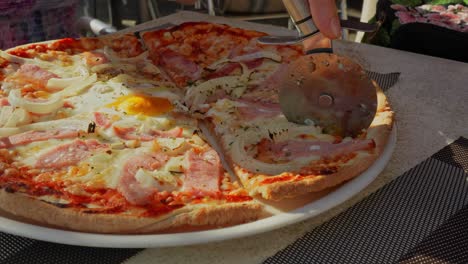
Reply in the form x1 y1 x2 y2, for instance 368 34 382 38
2 137 466 264
264 137 468 264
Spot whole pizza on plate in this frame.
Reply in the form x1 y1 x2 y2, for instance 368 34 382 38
0 22 394 233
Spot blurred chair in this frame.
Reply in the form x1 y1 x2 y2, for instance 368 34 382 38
191 0 293 28
81 0 161 31
194 0 350 39
355 0 377 42
0 0 80 49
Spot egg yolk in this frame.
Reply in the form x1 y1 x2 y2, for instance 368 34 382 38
107 94 173 116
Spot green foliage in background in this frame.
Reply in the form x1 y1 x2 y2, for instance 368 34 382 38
364 0 467 46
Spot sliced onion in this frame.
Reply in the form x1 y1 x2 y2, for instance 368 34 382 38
25 118 89 131
207 51 281 70
0 106 14 126
103 46 149 63
0 50 55 69
76 65 90 76
0 127 20 137
8 89 63 114
185 75 246 110
91 63 137 73
113 119 141 129
3 107 32 127
0 50 34 64
56 73 97 97
47 75 88 90
141 62 160 75
230 125 323 175
135 169 178 191
231 51 282 63
148 90 181 101
185 63 251 110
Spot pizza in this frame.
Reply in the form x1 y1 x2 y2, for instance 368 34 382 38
0 22 394 234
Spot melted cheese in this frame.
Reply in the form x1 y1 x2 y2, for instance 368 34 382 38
1 45 207 198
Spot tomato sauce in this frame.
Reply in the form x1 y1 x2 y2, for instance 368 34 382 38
260 175 297 185
223 194 253 203
0 165 253 217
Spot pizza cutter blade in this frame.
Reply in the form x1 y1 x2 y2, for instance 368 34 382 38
277 53 378 137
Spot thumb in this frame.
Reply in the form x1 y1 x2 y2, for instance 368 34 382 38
308 0 341 39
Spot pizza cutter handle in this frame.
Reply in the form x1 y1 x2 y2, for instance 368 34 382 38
281 0 378 40
282 0 319 38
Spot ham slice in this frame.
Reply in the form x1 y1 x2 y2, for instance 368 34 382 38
152 127 184 138
206 62 241 80
235 99 282 120
240 64 287 104
0 98 10 106
257 138 376 160
159 50 202 87
113 126 153 141
93 112 111 129
183 149 221 193
117 153 168 205
205 58 263 80
82 51 109 66
0 129 81 148
35 139 108 169
113 126 183 141
14 64 59 89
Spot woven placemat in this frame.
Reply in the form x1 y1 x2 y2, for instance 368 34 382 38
264 137 468 264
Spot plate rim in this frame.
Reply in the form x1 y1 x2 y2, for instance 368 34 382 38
0 126 397 248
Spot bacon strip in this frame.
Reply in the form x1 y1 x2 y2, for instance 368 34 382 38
235 99 282 120
35 139 108 169
117 153 168 205
183 149 221 193
0 129 81 148
0 98 10 106
206 63 241 80
93 112 112 129
159 49 202 87
82 51 109 66
14 64 59 89
113 126 183 141
205 58 263 80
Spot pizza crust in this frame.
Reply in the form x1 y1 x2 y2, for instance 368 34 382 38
0 190 265 234
211 85 394 201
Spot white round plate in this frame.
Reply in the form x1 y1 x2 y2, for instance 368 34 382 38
0 127 396 248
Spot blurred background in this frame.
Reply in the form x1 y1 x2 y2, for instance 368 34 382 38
0 0 368 49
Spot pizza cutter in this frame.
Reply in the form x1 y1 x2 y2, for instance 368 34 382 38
258 0 378 137
275 53 377 137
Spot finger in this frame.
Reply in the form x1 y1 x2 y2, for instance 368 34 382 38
308 0 341 39
303 33 331 51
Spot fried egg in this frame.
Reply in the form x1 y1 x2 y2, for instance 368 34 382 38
107 94 173 116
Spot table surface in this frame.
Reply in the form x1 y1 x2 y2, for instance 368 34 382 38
116 11 468 264
9 10 468 264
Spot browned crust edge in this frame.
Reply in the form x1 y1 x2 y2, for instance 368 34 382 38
209 85 394 201
0 190 263 234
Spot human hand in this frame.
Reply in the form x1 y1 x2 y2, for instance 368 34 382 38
303 0 341 50
307 0 341 39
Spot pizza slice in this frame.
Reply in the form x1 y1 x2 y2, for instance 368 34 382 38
142 22 394 201
0 34 173 130
141 22 303 89
0 98 264 233
0 31 267 233
201 87 393 200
